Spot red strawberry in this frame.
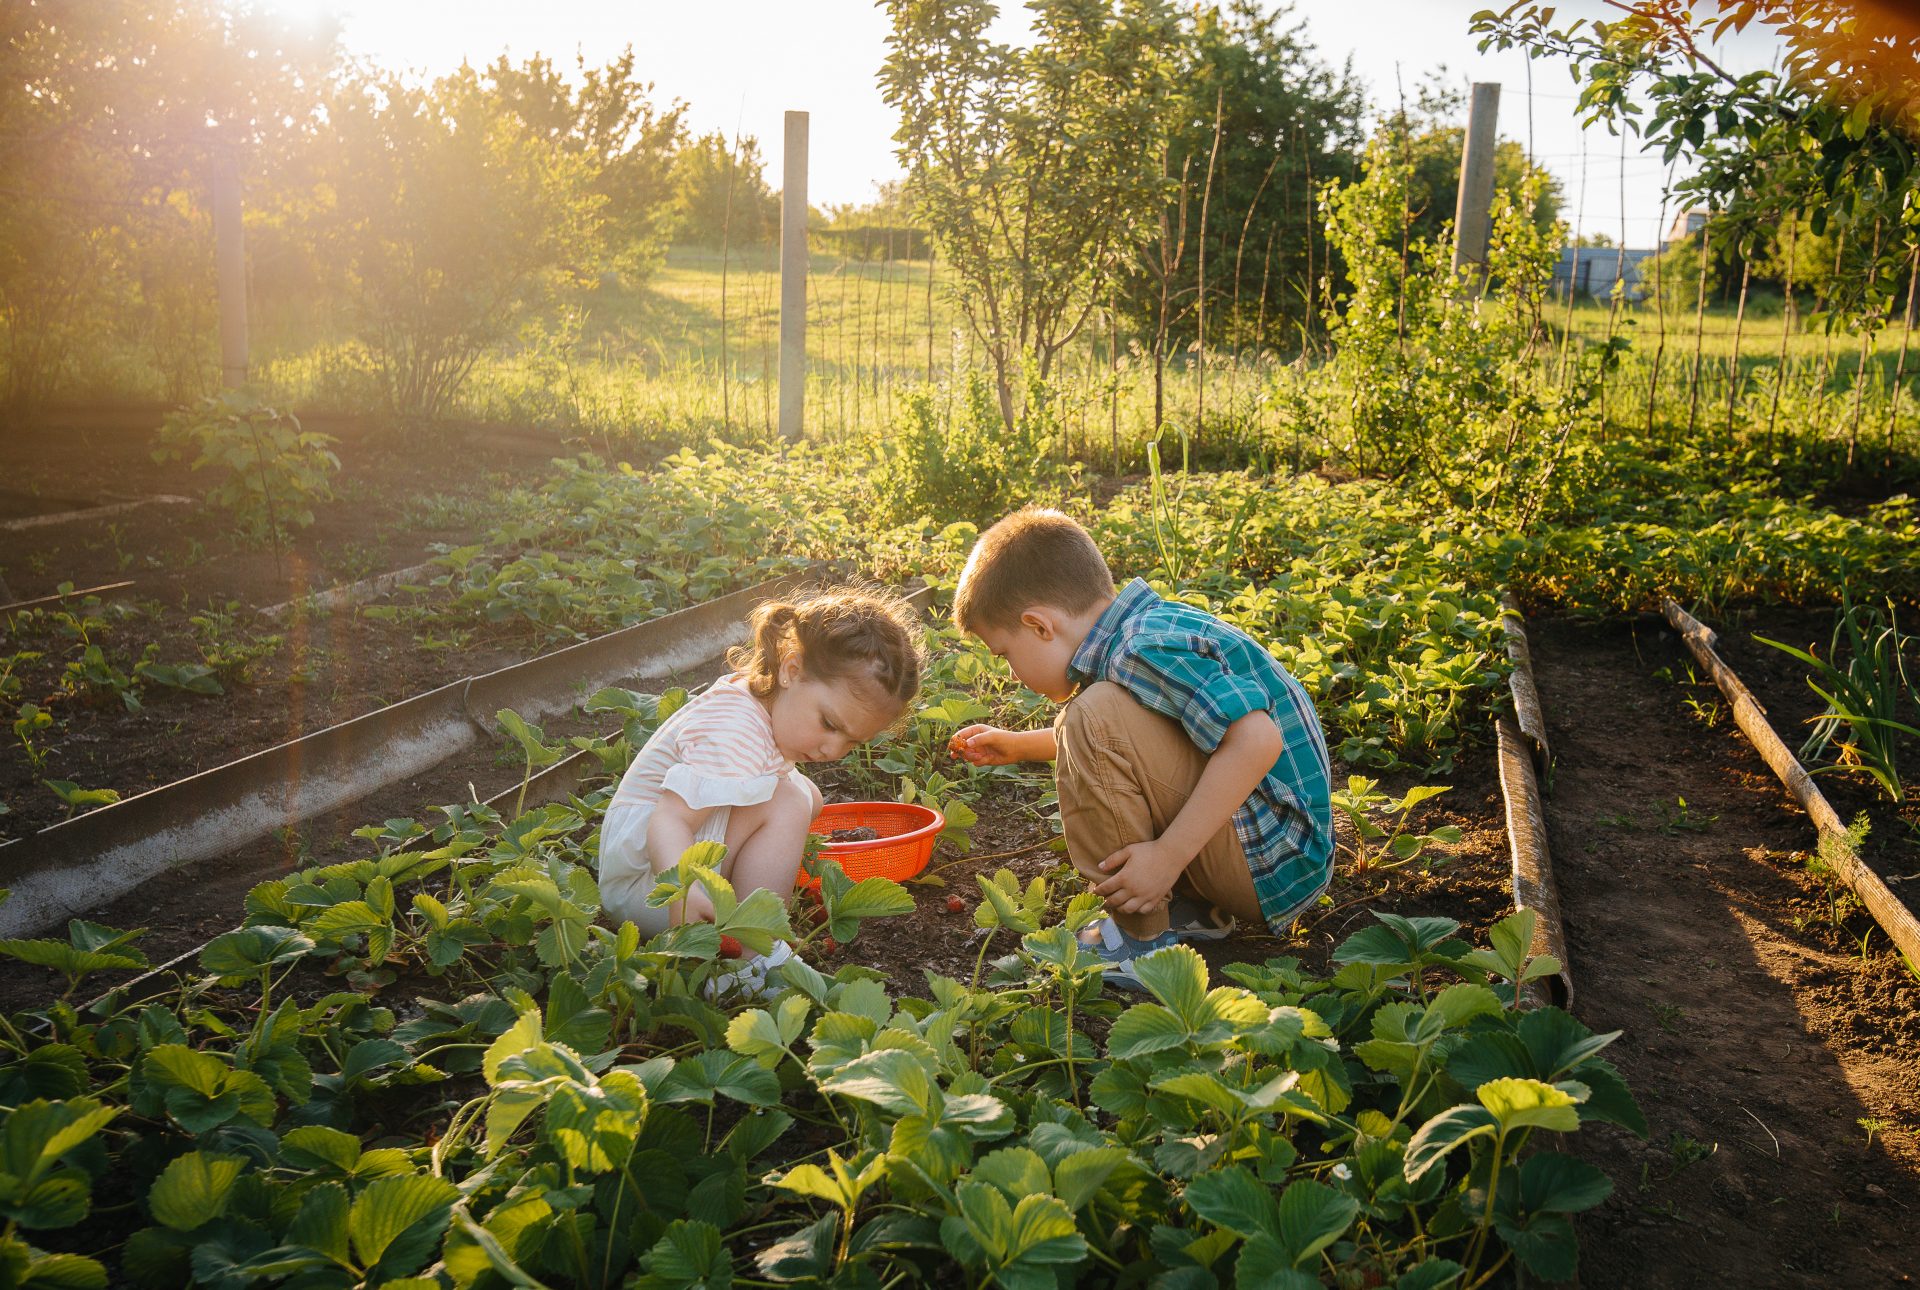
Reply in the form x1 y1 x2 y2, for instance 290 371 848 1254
717 934 744 959
946 894 966 913
821 936 838 956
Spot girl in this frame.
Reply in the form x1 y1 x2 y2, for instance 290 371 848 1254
598 586 924 943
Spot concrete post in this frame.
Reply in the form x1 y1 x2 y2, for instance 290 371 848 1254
1452 82 1501 279
212 151 249 389
778 111 809 440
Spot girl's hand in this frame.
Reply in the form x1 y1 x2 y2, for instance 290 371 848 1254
949 724 1020 766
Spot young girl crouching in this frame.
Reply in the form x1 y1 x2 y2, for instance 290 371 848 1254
597 587 924 945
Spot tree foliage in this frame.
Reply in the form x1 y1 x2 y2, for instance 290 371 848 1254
1112 2 1366 364
0 0 336 406
318 66 603 419
1473 1 1920 324
672 131 781 248
0 7 688 417
881 0 1183 427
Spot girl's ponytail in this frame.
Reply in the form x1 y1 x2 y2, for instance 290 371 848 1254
730 586 924 706
732 600 800 697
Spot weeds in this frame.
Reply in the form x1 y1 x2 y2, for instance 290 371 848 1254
1757 592 1919 804
1659 796 1717 834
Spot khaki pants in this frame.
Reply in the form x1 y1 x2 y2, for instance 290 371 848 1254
1054 681 1263 940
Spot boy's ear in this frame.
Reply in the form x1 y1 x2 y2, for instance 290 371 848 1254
1019 608 1055 641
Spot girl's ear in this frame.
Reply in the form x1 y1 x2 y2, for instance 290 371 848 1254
776 652 802 688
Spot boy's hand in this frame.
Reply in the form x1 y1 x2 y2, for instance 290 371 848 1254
1092 838 1187 915
949 724 1019 766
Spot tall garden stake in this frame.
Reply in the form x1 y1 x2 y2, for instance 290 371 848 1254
1195 87 1224 453
1888 243 1918 462
1769 220 1797 453
1847 216 1885 469
1686 225 1712 438
1724 250 1750 444
1646 169 1673 436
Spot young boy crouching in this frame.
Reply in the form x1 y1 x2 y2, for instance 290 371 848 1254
947 507 1334 987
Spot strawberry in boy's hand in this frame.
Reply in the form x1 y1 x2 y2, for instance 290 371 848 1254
717 934 745 959
949 724 1019 766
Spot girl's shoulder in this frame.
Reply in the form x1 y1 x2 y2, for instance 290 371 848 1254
675 673 773 731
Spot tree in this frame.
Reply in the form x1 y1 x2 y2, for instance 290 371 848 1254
0 0 336 406
672 132 780 248
1473 2 1919 322
319 66 601 419
1111 2 1366 410
881 0 1182 428
484 51 687 280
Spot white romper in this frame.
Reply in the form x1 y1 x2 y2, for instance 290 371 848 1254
597 674 809 932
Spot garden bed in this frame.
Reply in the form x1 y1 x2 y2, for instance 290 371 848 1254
1531 616 1919 1287
0 416 563 836
0 424 820 840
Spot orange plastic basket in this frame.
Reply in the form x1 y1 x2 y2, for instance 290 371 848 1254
799 801 944 889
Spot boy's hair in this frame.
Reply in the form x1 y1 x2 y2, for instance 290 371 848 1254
953 507 1115 634
730 585 925 708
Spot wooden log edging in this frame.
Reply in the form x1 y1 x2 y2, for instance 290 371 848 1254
1500 594 1552 775
0 494 195 533
256 557 444 624
1661 598 1920 972
1498 714 1574 1010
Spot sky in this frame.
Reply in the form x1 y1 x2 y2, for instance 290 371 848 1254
296 0 1786 250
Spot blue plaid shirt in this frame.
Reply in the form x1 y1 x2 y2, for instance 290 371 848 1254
1067 578 1334 932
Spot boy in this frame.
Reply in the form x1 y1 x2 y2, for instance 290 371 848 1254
948 507 1334 987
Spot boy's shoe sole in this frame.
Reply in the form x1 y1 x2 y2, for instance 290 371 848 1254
1166 898 1236 942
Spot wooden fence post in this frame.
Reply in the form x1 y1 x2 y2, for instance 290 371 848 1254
778 111 809 441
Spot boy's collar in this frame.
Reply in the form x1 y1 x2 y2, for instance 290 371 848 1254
1067 579 1157 684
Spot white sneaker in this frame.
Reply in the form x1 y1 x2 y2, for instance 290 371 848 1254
705 939 796 1001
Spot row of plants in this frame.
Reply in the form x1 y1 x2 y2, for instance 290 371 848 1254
3 589 284 837
1 678 1642 1286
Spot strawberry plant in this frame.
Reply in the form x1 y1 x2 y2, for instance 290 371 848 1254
0 755 1640 1290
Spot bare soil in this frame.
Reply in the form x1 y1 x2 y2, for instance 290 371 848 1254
1532 615 1919 1287
811 750 1516 1004
0 414 575 837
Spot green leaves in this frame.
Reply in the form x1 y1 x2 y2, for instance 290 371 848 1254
940 1182 1087 1290
0 920 148 990
770 1148 888 1214
817 861 915 942
1404 1077 1584 1184
141 1045 277 1134
1458 909 1563 1002
350 1174 460 1276
147 1152 245 1231
199 925 313 981
0 1098 117 1231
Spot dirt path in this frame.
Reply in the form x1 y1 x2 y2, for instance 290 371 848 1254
1532 616 1919 1287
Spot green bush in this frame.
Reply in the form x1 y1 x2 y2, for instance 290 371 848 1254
869 367 1076 527
154 390 341 542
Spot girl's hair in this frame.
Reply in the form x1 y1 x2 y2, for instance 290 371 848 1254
731 586 925 708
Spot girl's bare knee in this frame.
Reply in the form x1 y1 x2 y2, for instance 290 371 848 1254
770 776 815 822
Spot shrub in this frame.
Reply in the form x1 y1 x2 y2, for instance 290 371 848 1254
154 390 341 542
869 368 1076 527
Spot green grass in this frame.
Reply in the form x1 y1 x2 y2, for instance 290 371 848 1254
46 245 1920 472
